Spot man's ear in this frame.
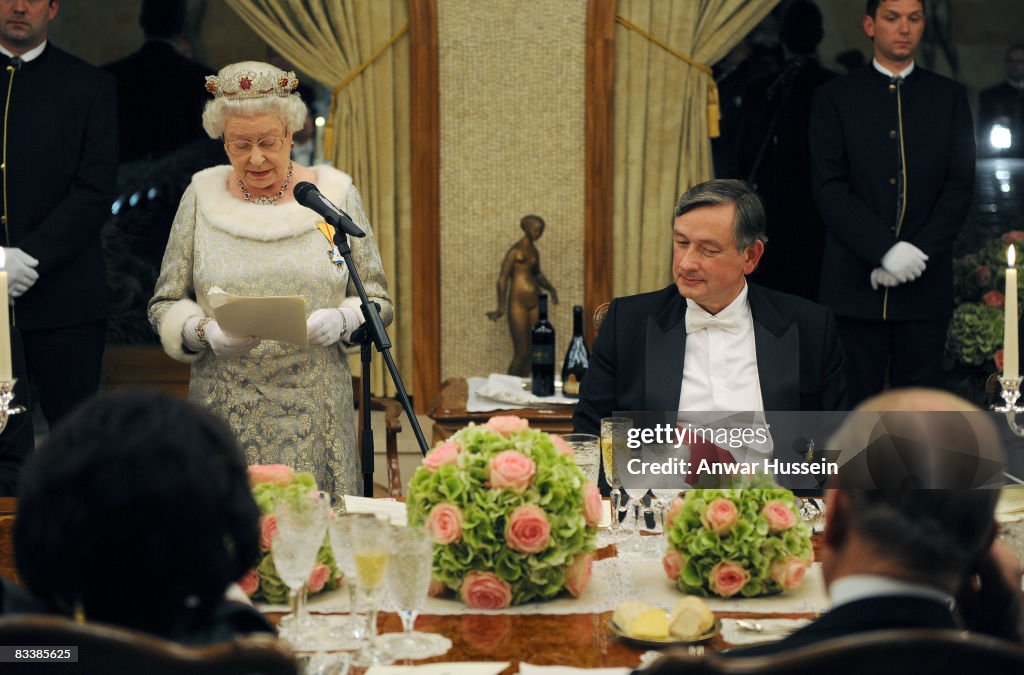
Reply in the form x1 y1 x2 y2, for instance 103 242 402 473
822 490 848 550
742 240 765 275
863 14 876 40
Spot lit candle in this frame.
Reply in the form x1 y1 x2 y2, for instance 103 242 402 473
1005 244 1019 380
0 249 11 381
313 115 326 164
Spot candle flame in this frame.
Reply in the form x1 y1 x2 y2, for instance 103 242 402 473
1010 245 1017 268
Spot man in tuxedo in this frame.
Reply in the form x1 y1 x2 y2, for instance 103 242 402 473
977 44 1024 158
810 0 975 406
573 179 847 439
0 0 117 492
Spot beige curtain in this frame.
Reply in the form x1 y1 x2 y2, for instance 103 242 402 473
225 0 410 397
613 0 778 296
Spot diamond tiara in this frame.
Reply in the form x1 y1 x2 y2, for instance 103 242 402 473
204 70 299 99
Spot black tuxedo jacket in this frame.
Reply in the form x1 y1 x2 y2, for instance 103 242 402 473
0 43 117 330
572 284 848 436
728 595 957 657
810 65 975 321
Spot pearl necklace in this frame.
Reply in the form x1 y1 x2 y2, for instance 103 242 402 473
238 161 293 206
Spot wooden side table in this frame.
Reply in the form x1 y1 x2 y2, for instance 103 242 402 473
427 377 576 444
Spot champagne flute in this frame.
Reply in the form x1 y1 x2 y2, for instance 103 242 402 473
327 511 377 648
650 488 681 533
601 417 632 543
272 491 329 649
349 515 392 666
378 526 451 659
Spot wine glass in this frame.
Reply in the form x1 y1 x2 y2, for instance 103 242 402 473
619 486 652 555
600 417 632 545
349 514 393 667
650 488 681 533
378 526 451 659
272 491 329 649
327 511 377 648
563 433 600 485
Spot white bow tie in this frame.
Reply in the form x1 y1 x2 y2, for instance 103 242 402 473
685 308 744 335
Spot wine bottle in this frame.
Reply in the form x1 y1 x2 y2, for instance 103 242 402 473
530 294 555 396
561 305 589 397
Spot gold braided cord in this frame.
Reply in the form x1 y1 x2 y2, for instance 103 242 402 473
324 21 409 161
3 66 14 325
615 14 721 138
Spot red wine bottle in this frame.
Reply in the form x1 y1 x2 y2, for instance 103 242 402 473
561 305 589 397
531 294 555 396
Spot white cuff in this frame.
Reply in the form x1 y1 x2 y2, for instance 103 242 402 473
159 299 206 363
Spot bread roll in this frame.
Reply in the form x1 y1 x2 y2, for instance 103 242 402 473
669 595 715 638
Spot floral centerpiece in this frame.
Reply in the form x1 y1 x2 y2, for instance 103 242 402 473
946 233 1024 403
239 464 342 604
662 484 813 598
406 416 599 609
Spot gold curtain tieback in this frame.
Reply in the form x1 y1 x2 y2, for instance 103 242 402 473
615 15 720 138
324 22 410 161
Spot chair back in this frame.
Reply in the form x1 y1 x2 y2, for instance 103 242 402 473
0 614 298 675
645 629 1024 675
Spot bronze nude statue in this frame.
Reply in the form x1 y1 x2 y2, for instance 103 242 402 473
487 215 559 376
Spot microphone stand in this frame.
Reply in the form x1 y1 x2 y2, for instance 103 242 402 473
333 231 430 497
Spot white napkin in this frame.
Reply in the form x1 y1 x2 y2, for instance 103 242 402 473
365 664 509 675
997 488 1024 523
341 495 407 526
519 666 630 675
720 618 811 645
474 374 578 407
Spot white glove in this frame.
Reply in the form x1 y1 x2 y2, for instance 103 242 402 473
306 307 363 346
183 317 260 356
3 247 39 298
870 267 903 290
880 242 928 282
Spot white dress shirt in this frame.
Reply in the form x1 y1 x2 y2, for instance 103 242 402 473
873 57 915 79
0 39 47 63
829 574 955 611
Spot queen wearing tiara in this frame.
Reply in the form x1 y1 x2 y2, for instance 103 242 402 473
148 61 392 497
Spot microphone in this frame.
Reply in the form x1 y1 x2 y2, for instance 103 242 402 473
293 181 366 238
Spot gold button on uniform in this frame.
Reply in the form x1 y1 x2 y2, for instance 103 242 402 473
889 130 897 139
889 178 897 185
889 83 897 92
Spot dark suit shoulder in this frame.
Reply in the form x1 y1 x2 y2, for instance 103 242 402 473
609 285 681 313
749 283 832 320
44 44 114 84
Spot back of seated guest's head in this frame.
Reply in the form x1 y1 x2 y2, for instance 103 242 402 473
825 490 1000 593
14 391 260 636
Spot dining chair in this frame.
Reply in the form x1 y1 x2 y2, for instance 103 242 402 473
0 614 298 675
642 628 1024 675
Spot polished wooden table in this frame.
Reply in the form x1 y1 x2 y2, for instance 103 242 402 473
270 539 821 674
428 377 576 445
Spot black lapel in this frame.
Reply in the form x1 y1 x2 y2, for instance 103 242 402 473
749 285 800 410
644 291 687 412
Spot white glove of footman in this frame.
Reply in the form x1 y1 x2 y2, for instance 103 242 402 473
870 267 902 290
306 307 363 346
183 317 260 356
880 242 928 282
3 247 39 298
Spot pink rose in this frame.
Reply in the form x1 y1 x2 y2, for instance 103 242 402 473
762 500 798 532
506 504 551 553
582 483 603 526
770 557 810 590
238 568 260 596
709 561 749 597
975 264 992 286
662 548 684 581
461 571 512 609
426 503 464 544
483 415 530 435
564 552 594 597
248 464 294 486
700 498 739 535
984 290 1005 308
489 451 536 492
308 563 331 593
259 514 278 552
424 441 461 471
551 434 575 456
665 495 685 528
428 577 447 598
1003 230 1024 244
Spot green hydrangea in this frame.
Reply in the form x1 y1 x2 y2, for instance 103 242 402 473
406 423 596 606
946 303 1004 367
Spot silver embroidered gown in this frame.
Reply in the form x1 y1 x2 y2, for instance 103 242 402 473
148 165 393 497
